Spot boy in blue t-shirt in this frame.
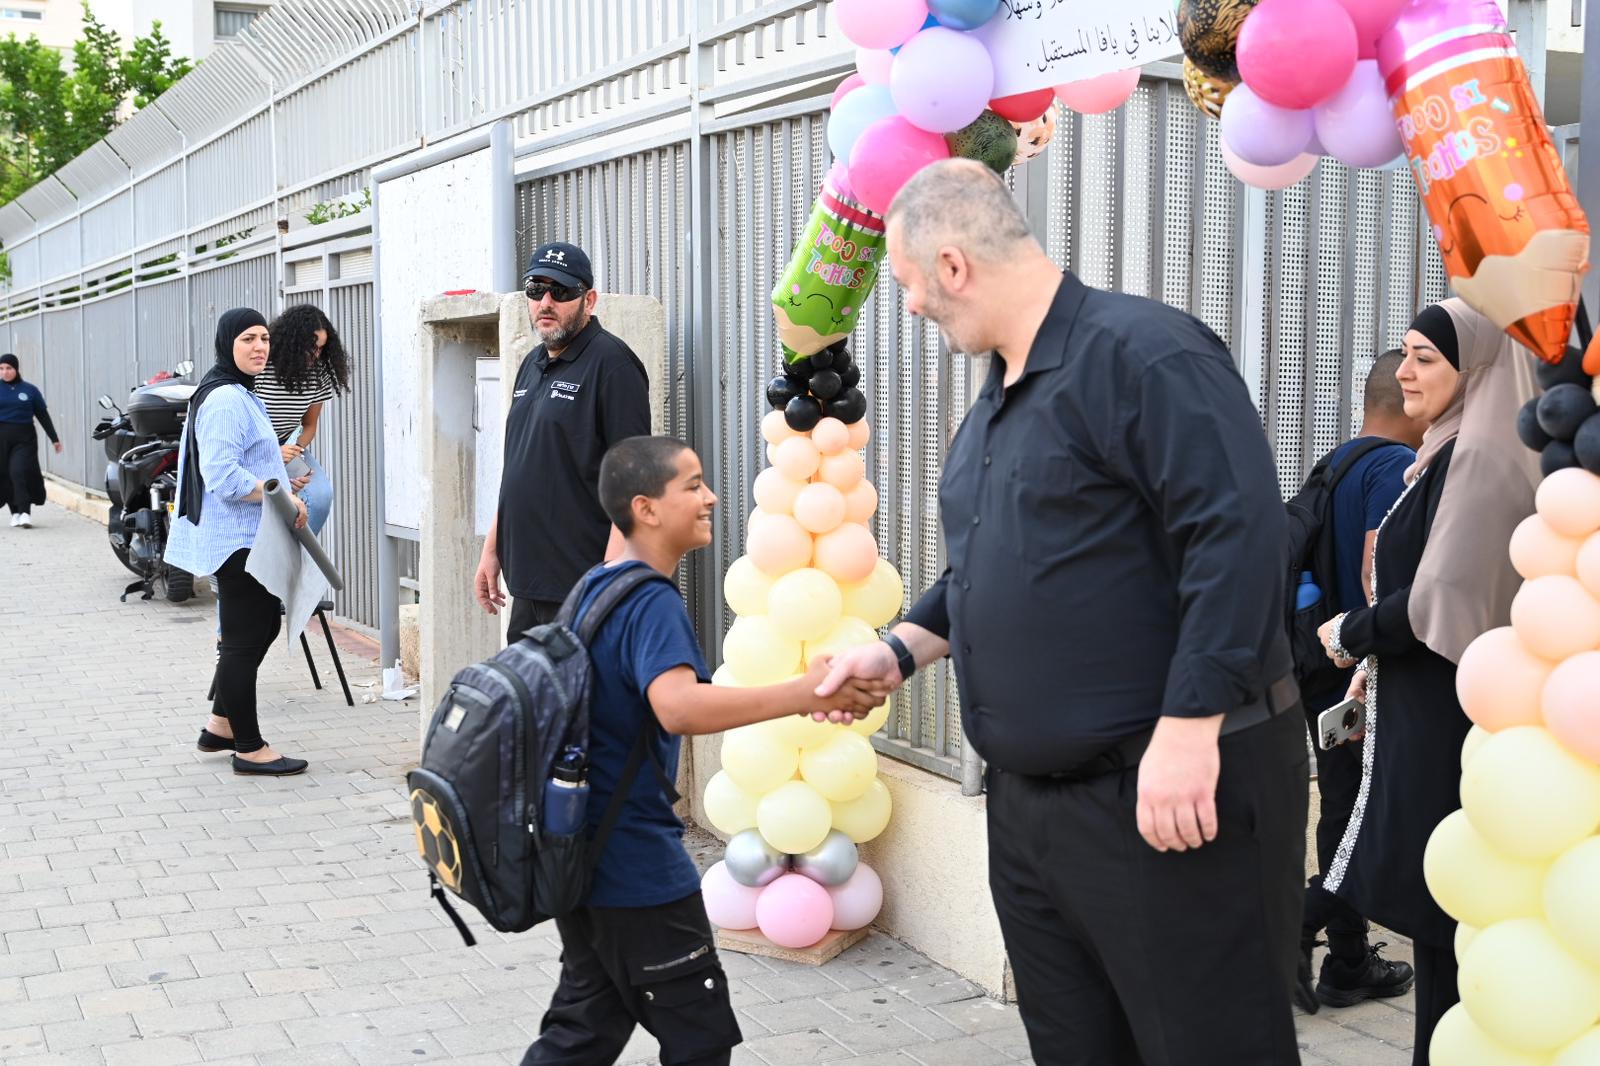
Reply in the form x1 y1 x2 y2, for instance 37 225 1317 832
523 436 886 1066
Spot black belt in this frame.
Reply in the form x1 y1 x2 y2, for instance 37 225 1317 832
1037 675 1301 784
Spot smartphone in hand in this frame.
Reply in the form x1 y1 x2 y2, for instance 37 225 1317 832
1317 696 1366 750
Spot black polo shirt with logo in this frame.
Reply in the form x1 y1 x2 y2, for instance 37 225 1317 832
902 272 1293 775
497 316 651 603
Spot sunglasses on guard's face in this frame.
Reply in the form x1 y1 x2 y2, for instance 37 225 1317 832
524 279 586 303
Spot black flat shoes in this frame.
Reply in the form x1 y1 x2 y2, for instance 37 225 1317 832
231 755 309 776
197 729 236 752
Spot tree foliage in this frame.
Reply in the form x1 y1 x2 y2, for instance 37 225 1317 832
0 4 193 206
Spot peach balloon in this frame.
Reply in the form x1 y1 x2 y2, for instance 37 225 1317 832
1542 651 1600 763
847 419 871 451
819 449 865 492
753 467 805 516
814 522 879 584
1456 626 1556 732
748 513 815 578
812 417 850 456
1578 532 1600 600
1510 575 1600 661
843 479 878 524
773 436 822 482
793 483 848 535
1509 514 1584 581
762 409 797 446
1536 468 1600 539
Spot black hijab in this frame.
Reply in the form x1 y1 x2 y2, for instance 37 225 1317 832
176 308 270 523
1409 304 1461 369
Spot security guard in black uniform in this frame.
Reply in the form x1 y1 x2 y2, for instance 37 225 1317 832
474 242 651 639
819 160 1307 1066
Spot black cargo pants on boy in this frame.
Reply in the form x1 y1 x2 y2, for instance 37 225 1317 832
522 890 741 1066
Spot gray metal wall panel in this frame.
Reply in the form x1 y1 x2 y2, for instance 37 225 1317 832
188 255 279 352
136 280 190 382
322 283 381 629
83 297 138 471
39 221 81 284
187 115 274 228
134 164 186 248
40 310 87 485
82 192 133 269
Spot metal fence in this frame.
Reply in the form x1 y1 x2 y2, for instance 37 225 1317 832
0 0 1455 789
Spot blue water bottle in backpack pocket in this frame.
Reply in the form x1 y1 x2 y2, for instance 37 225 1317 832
542 746 589 836
1295 572 1323 611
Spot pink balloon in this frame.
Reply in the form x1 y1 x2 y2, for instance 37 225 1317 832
847 419 871 451
831 73 867 112
794 483 848 535
1455 627 1555 733
1311 60 1404 168
856 47 895 86
1536 468 1600 539
848 116 950 215
1054 66 1141 115
1579 532 1600 599
1334 0 1408 58
814 523 879 584
812 417 851 455
1542 651 1600 763
702 861 762 930
827 862 884 931
890 27 995 134
819 449 866 491
1509 514 1584 581
1220 141 1318 190
1510 575 1600 662
836 0 930 50
773 436 822 481
752 467 805 515
756 873 835 948
1237 0 1359 110
843 480 879 524
829 161 856 203
1220 83 1314 167
749 514 815 578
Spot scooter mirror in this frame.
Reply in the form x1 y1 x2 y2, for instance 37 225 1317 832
97 395 115 410
174 360 195 377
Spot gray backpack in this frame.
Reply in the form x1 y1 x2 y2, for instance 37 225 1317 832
407 563 674 944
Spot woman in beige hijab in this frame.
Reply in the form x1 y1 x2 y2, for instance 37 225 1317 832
1315 299 1541 1064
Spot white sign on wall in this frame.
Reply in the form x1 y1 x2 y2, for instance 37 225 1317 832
974 0 1184 97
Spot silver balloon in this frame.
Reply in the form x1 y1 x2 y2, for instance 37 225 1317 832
724 829 789 887
792 830 859 887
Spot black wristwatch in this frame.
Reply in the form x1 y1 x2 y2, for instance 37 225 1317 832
881 633 916 681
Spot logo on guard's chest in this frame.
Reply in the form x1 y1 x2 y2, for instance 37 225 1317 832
550 381 580 401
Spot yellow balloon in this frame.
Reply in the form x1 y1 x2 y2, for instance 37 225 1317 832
756 780 833 854
1424 809 1547 929
1457 923 1481 962
703 770 759 836
1464 724 1492 769
1431 1003 1552 1066
1461 726 1600 861
840 559 905 628
1553 1028 1600 1066
848 702 892 737
765 708 837 750
804 616 880 668
1459 918 1600 1053
1545 837 1600 970
724 556 775 618
720 722 801 794
831 778 892 844
767 567 844 643
799 731 879 803
722 615 802 685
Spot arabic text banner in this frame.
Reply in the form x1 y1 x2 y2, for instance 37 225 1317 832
975 0 1183 97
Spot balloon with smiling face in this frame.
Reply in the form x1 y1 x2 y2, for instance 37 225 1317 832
1010 106 1057 166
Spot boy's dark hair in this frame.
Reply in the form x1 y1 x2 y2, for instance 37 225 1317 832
267 304 351 394
600 436 693 535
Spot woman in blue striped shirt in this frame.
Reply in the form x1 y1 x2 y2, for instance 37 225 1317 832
166 308 310 777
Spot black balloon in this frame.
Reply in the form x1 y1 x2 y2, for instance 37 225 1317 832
1575 413 1600 474
809 348 835 371
839 364 862 389
785 395 823 432
826 388 868 425
809 369 843 401
1542 440 1580 477
1536 345 1592 392
766 375 801 411
1537 384 1597 442
831 347 854 374
1517 396 1553 452
785 356 814 382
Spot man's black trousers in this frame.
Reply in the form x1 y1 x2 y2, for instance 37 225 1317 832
986 707 1308 1066
522 891 741 1066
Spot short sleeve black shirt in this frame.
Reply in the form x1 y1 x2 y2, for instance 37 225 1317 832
904 273 1293 774
497 317 651 603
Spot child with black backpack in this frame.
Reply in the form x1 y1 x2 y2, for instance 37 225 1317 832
522 435 886 1065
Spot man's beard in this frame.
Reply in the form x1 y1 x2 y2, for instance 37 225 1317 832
537 309 588 348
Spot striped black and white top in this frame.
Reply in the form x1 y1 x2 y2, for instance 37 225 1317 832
254 364 335 443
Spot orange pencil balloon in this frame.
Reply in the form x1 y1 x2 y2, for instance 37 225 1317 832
1379 0 1588 363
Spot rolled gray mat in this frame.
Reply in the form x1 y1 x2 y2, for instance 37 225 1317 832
262 478 344 590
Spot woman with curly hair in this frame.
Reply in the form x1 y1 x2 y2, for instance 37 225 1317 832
259 304 351 534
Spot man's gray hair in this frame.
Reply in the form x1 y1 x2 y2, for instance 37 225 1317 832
885 159 1036 271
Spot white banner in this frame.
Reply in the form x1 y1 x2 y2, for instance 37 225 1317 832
974 0 1184 97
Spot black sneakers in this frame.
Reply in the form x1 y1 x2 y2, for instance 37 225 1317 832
1315 942 1417 1008
1294 940 1321 1014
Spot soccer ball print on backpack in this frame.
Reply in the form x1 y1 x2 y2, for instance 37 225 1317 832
406 564 674 944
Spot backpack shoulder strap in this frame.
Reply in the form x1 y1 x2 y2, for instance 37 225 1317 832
1327 438 1402 489
574 565 674 646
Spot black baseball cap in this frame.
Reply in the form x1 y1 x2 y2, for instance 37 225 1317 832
523 242 593 290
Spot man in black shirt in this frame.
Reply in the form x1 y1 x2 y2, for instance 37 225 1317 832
473 242 651 639
819 160 1307 1065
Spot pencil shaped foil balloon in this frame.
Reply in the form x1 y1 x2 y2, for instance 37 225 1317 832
1378 0 1589 363
772 170 886 361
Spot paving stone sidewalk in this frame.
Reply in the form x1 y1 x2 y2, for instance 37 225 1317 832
3 503 1419 1065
